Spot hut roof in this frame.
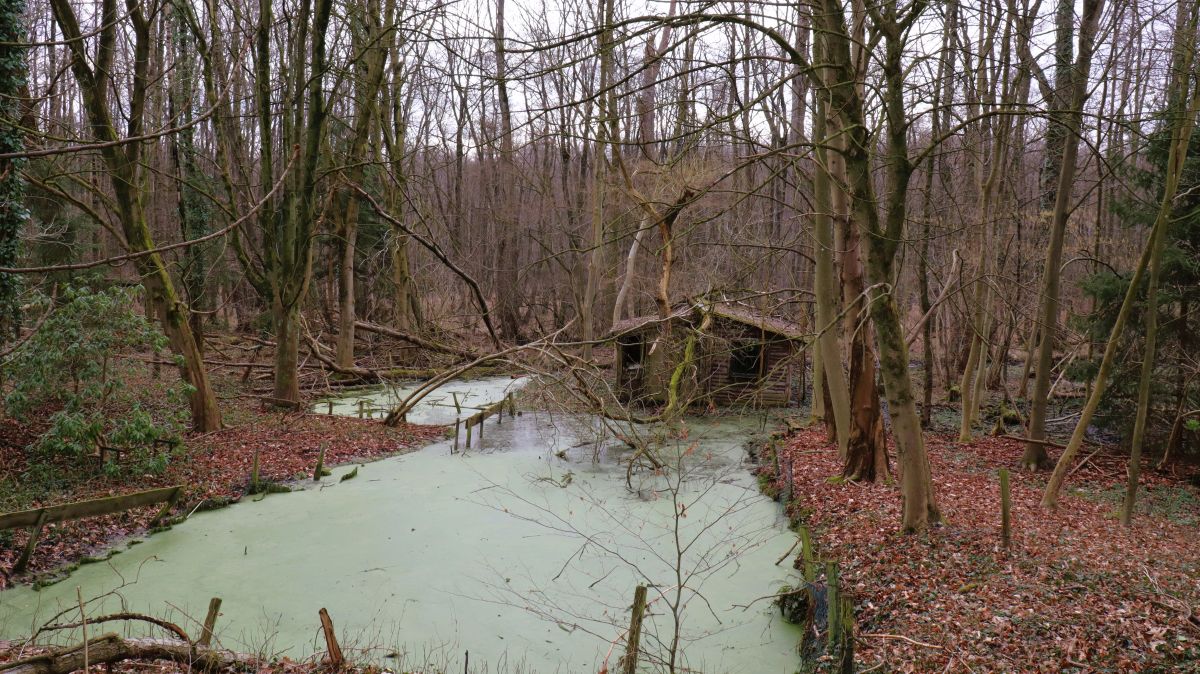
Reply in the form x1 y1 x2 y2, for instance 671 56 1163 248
608 302 806 340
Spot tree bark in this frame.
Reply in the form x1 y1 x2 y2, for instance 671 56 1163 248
48 0 222 431
1024 0 1105 469
811 84 850 457
816 0 936 527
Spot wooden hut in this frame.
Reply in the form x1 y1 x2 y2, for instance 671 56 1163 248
609 303 806 408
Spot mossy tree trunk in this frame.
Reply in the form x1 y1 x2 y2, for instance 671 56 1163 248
334 0 391 369
816 0 938 529
49 0 221 431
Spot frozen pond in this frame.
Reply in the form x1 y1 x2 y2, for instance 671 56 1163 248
0 377 801 673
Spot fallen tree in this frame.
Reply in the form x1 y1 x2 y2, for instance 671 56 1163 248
354 320 480 360
0 633 255 674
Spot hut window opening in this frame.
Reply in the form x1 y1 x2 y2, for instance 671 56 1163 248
729 341 763 382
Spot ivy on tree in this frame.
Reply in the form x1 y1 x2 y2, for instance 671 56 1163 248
0 0 27 340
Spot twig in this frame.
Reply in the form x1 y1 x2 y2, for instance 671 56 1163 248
76 588 87 674
859 632 943 649
775 537 801 566
1066 447 1104 478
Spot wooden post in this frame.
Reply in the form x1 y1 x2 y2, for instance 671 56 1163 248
799 525 816 581
318 608 345 670
357 400 365 418
250 449 261 493
999 468 1011 547
198 597 222 647
314 445 327 481
14 510 48 573
826 562 841 644
465 418 473 448
147 487 182 527
451 392 461 413
453 418 460 452
327 401 334 415
496 399 502 425
782 461 794 503
622 585 648 674
478 413 483 442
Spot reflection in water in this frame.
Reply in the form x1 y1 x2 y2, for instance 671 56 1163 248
1 377 801 673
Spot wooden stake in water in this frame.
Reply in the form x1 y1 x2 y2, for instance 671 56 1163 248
199 597 222 647
319 608 345 670
799 525 816 581
453 418 461 452
826 562 841 644
314 445 327 481
622 585 648 674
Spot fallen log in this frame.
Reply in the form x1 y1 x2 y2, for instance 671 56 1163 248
354 320 479 360
303 334 442 382
0 633 256 674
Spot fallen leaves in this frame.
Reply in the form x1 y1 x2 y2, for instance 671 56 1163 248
769 428 1200 672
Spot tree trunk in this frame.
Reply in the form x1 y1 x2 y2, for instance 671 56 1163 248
48 0 222 431
335 219 359 368
1024 0 1106 469
818 0 939 529
273 299 301 405
823 32 886 481
1044 26 1198 506
1122 0 1197 522
1 633 255 674
811 87 850 456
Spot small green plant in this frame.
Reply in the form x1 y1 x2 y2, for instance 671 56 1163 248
4 285 185 474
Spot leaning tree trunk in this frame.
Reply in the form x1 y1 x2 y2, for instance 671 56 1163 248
1044 32 1198 507
48 0 222 431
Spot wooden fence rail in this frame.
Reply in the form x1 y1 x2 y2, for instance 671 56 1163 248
458 393 516 451
0 486 183 573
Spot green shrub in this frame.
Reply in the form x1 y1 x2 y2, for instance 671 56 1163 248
4 285 185 474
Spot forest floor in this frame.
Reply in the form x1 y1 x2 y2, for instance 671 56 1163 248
0 363 443 591
769 425 1200 673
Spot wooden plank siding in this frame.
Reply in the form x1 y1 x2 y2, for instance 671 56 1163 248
704 340 795 407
